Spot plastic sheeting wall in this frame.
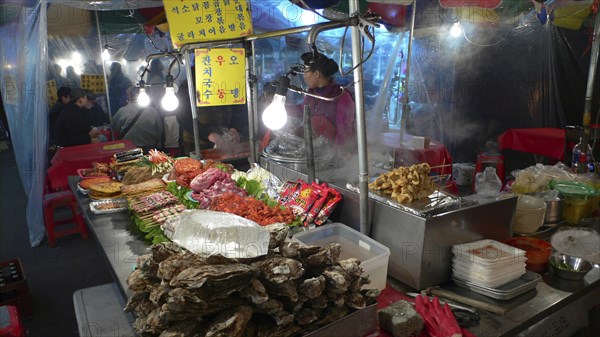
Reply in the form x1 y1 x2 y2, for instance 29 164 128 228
0 1 48 246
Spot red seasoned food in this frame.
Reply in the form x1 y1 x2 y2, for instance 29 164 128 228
210 193 296 226
173 158 203 176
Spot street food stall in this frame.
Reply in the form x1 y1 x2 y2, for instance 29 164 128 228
2 0 600 336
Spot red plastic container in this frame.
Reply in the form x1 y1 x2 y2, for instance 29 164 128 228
504 237 552 273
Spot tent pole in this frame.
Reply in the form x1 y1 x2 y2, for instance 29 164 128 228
95 10 114 138
349 0 369 235
581 10 600 166
399 1 417 148
246 41 258 164
181 48 202 159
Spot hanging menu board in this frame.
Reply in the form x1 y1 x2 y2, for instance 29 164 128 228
163 0 253 49
81 74 106 94
195 48 246 106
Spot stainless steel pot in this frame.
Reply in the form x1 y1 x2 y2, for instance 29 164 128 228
544 195 564 224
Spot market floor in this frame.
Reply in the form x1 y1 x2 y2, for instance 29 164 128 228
0 146 113 337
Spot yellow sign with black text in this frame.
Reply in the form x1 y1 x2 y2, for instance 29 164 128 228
195 48 246 106
163 0 253 49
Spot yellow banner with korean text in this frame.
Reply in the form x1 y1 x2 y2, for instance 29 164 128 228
163 0 253 49
195 48 246 106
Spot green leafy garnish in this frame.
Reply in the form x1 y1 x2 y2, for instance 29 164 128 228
167 181 198 209
236 177 264 198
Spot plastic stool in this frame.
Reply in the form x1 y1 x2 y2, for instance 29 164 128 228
0 306 25 337
474 153 505 187
43 190 88 247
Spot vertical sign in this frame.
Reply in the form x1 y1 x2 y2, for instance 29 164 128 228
163 0 253 49
195 48 246 106
46 80 57 108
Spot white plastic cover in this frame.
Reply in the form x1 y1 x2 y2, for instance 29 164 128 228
165 209 270 259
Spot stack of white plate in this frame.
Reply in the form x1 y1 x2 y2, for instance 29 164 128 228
452 239 527 288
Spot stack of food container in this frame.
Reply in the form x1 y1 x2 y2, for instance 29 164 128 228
452 239 527 288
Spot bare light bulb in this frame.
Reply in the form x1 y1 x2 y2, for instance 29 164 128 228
137 88 150 107
450 22 462 38
102 48 110 60
262 94 288 130
161 86 179 111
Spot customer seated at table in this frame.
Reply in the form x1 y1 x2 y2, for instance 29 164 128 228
54 88 99 147
111 86 164 152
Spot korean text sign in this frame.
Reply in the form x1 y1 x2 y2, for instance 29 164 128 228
163 0 253 48
195 48 246 106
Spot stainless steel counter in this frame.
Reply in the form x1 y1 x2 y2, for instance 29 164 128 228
69 176 150 298
68 176 600 337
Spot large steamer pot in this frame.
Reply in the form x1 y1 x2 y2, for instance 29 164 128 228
262 148 335 172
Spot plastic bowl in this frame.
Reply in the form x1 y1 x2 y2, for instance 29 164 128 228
514 195 546 234
504 237 552 273
549 253 593 281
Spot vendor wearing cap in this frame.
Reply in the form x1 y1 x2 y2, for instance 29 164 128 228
54 88 99 147
298 51 356 152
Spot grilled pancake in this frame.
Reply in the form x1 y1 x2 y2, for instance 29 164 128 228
79 177 113 190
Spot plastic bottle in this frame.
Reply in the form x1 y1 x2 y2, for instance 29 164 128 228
571 138 594 173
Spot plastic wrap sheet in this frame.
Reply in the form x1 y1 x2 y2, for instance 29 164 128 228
345 183 461 217
0 2 48 246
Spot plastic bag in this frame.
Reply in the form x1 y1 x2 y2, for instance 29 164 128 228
475 167 502 199
162 209 270 259
511 163 575 194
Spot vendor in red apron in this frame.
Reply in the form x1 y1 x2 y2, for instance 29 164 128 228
297 52 356 153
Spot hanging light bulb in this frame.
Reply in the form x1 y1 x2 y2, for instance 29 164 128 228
138 88 150 107
161 75 179 111
262 76 290 130
449 22 462 38
102 48 110 60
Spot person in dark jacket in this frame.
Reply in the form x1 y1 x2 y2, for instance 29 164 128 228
54 88 98 147
49 86 71 145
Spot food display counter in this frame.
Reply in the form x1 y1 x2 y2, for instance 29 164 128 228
68 175 600 336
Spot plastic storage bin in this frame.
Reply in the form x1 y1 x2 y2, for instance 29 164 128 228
293 223 390 291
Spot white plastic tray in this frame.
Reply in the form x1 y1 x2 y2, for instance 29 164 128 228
452 239 526 265
77 183 89 195
452 267 525 288
452 271 541 300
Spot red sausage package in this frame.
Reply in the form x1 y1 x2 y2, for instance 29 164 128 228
314 187 342 226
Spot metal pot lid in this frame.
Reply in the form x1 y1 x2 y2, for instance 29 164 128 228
551 227 600 263
263 147 334 163
549 180 598 198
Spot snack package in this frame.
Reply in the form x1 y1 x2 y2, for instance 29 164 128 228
303 182 330 226
284 181 320 223
314 188 342 226
278 181 301 204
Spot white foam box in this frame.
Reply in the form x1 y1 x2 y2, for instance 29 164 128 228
293 223 391 291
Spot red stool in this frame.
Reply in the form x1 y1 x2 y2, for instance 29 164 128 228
474 153 505 188
43 189 88 247
0 306 26 337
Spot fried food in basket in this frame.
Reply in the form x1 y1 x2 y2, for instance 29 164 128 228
368 163 436 204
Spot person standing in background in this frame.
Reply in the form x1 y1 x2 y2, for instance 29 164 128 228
83 90 109 128
54 88 99 147
108 62 132 116
111 86 164 152
64 66 80 89
49 86 71 145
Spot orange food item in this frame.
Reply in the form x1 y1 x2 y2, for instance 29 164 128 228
173 158 202 176
79 177 113 190
210 193 296 226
